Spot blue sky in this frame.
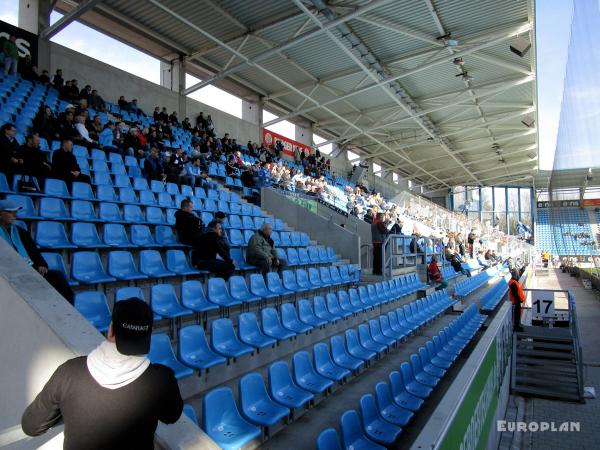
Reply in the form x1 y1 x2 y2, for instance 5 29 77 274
1 0 571 162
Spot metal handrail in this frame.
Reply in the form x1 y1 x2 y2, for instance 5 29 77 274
361 243 372 269
568 290 585 400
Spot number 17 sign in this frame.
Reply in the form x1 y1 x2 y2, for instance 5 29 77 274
531 291 555 318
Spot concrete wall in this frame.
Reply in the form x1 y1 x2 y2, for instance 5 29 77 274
0 239 217 450
48 42 260 144
261 188 362 265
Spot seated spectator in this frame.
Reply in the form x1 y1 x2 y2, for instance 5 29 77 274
174 199 203 247
193 220 235 280
427 255 448 291
0 123 25 182
143 148 166 182
159 107 169 122
39 69 51 84
23 65 40 82
196 170 218 191
58 108 79 141
168 111 179 125
21 298 183 447
246 223 287 276
181 117 192 131
162 152 179 183
51 138 91 185
74 115 99 148
213 211 231 247
19 133 52 183
182 157 202 187
129 99 144 115
118 96 130 111
88 115 103 140
0 200 73 304
153 107 161 122
477 250 490 269
88 89 105 111
79 84 92 102
225 158 239 177
33 105 60 143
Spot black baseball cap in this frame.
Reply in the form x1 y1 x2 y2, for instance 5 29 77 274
112 298 153 355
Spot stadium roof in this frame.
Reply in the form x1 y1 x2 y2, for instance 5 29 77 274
55 0 537 190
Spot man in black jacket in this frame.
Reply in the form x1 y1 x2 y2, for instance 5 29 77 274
51 138 91 185
22 298 183 449
0 200 73 303
193 220 235 280
0 123 25 182
19 132 52 183
174 199 203 247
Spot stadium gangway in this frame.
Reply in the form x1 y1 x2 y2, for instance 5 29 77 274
381 234 445 279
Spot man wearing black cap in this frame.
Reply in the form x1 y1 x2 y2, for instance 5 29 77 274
21 299 183 449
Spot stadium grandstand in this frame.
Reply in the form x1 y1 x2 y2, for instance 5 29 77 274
1 0 599 449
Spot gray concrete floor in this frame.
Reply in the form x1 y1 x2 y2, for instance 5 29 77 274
519 269 600 450
261 276 503 450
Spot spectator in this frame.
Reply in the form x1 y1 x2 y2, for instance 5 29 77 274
196 170 218 191
74 115 99 148
182 157 203 187
52 69 64 90
51 138 92 185
213 211 231 247
2 35 18 75
88 89 105 111
129 99 144 115
182 117 192 131
79 84 92 102
19 133 52 183
0 200 73 303
427 255 448 290
21 298 183 448
0 123 24 182
118 96 130 111
159 107 169 122
38 69 51 85
193 220 236 280
509 269 525 332
477 250 489 269
371 212 388 276
174 199 203 247
33 105 60 143
23 65 39 82
246 223 286 276
143 148 166 182
225 158 239 177
169 111 179 125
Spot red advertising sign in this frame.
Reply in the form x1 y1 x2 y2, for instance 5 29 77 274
262 128 312 157
582 199 600 207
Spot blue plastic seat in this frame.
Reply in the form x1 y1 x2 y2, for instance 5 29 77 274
229 275 261 304
114 174 131 188
207 277 241 307
268 361 314 409
202 387 261 450
409 353 440 387
93 171 113 186
374 382 414 427
98 201 123 222
317 428 343 450
42 252 78 286
71 200 99 222
35 221 76 248
281 303 313 333
295 269 313 291
326 293 352 319
130 225 157 247
146 206 166 225
388 370 424 412
286 248 299 266
108 250 148 280
230 247 254 269
239 372 290 427
90 148 106 161
262 307 296 340
96 185 118 202
358 324 387 354
44 178 71 198
340 410 386 450
293 351 333 394
211 318 254 358
360 394 403 445
140 250 176 277
133 177 149 191
0 172 11 193
180 280 218 313
118 187 138 204
308 247 321 264
103 223 132 247
71 181 95 200
314 296 339 323
139 190 156 205
71 222 107 248
238 312 277 349
308 267 323 288
71 251 116 284
123 204 145 223
74 291 111 332
400 361 432 399
150 284 192 318
330 335 364 372
114 286 145 302
313 342 350 381
5 194 39 219
249 273 278 300
298 299 328 327
183 404 198 425
39 197 71 220
282 270 307 293
158 192 173 208
150 180 165 193
148 333 194 379
166 249 200 275
178 325 226 370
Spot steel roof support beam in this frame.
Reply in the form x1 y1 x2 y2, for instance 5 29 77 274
263 21 531 126
41 0 103 39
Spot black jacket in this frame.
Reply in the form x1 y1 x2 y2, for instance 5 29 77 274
4 225 47 268
21 357 182 450
51 150 81 180
174 210 203 246
193 230 232 265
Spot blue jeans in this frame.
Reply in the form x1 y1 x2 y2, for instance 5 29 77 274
4 57 17 75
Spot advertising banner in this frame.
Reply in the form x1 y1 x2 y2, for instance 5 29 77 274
582 198 600 207
536 200 580 209
0 20 38 66
262 128 312 158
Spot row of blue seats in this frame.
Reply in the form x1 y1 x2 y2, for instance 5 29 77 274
480 275 510 312
185 292 456 449
440 266 461 281
453 266 499 298
316 304 486 449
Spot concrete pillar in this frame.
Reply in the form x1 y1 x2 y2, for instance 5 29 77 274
295 122 312 147
160 56 186 121
177 57 186 120
20 0 52 71
257 96 264 144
